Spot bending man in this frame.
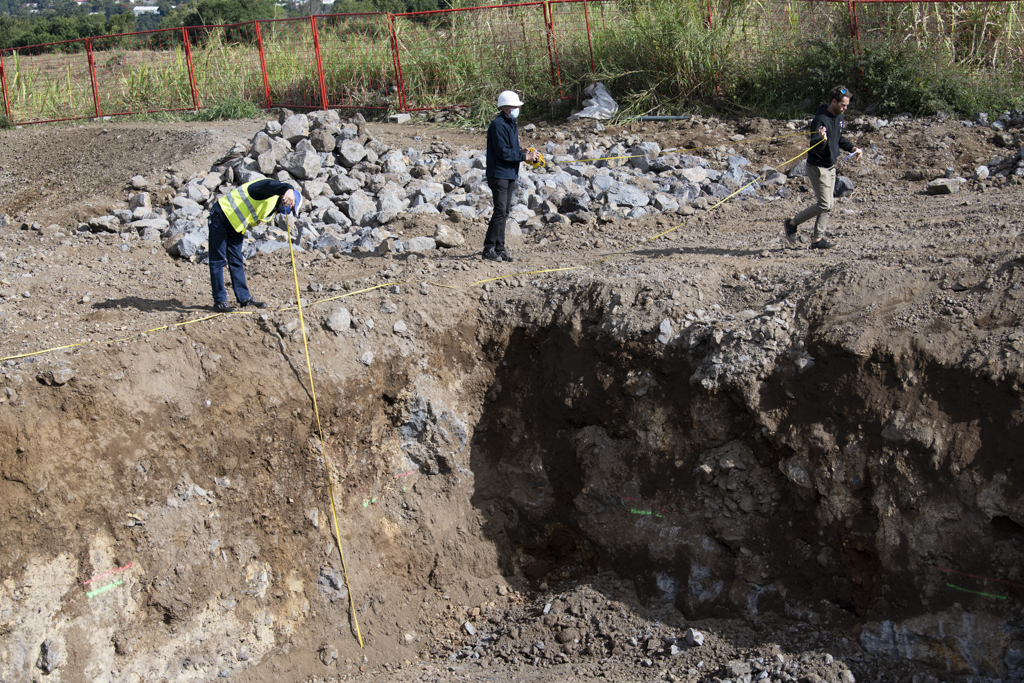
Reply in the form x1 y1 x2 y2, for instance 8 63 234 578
209 179 299 312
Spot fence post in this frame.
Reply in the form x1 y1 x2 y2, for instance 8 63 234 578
582 0 595 75
255 21 273 108
543 0 562 94
0 51 11 123
388 13 407 113
181 27 200 111
310 16 330 111
85 39 102 118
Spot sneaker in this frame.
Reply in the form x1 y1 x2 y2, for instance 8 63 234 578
214 301 235 313
497 250 515 263
810 238 834 250
239 298 268 309
783 218 798 246
482 249 502 262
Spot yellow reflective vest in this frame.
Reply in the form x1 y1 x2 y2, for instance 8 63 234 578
218 182 281 234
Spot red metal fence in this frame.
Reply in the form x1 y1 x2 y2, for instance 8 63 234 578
0 0 1021 126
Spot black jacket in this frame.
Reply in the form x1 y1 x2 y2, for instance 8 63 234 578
485 112 525 180
806 104 855 168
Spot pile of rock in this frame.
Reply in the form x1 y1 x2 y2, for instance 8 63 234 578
78 110 805 260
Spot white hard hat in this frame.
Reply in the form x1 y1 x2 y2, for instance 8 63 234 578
497 90 524 108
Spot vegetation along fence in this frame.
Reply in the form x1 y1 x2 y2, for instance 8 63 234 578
1 0 1022 126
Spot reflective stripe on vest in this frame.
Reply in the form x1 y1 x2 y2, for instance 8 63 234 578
218 181 280 234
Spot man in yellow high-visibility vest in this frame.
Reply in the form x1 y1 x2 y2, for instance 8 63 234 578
209 179 298 313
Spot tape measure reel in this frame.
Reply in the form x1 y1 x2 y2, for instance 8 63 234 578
528 147 545 169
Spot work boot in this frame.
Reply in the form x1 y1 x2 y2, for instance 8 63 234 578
498 250 515 263
239 298 268 309
214 301 235 313
810 238 834 250
482 248 502 262
783 218 799 246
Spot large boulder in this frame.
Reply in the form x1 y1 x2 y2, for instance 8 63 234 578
279 151 322 180
337 140 367 168
281 113 310 143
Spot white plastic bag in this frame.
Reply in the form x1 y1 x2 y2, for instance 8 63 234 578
568 82 618 121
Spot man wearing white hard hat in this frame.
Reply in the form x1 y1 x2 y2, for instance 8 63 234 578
482 90 540 262
208 179 299 312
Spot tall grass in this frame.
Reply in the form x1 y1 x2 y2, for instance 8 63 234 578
2 0 1023 125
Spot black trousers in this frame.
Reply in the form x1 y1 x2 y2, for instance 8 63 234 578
483 177 514 253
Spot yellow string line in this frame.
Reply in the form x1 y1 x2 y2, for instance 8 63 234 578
0 311 253 362
285 215 365 649
1 136 821 364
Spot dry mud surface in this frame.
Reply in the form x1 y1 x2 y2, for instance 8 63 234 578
2 112 1024 683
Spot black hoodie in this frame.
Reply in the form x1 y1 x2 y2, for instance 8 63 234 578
806 103 855 168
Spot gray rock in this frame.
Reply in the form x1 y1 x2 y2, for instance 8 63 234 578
257 150 277 175
337 140 367 168
359 351 374 366
319 645 338 666
279 151 322 180
281 113 310 143
325 307 351 332
176 231 207 258
405 236 436 253
130 218 170 234
185 184 209 204
789 159 808 177
657 318 673 344
377 184 410 216
607 184 649 207
265 120 282 137
309 128 336 153
129 174 148 189
463 621 476 636
652 193 679 212
255 240 291 254
201 172 223 191
252 131 273 155
927 178 960 194
433 224 465 248
346 191 377 225
36 638 63 673
172 196 202 210
685 628 704 646
329 173 362 195
834 175 855 197
129 192 151 211
974 165 990 180
592 174 616 193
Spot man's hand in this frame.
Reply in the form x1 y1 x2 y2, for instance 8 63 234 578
818 125 827 141
525 149 540 163
279 190 296 211
853 147 863 160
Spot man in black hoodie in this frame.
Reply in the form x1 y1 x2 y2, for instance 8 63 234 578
784 85 862 250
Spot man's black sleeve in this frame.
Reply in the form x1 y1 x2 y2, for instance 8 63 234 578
246 179 295 200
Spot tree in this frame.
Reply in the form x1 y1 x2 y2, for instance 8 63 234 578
175 0 280 26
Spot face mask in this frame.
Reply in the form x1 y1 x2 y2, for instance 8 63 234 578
509 108 520 119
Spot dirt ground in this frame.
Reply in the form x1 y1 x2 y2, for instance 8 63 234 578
2 110 1024 683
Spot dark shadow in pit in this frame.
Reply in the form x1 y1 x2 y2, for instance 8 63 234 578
93 297 205 314
467 320 758 616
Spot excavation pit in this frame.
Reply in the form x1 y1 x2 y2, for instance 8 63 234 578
3 115 1024 682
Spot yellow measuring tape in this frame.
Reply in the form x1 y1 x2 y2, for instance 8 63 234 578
285 213 365 648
